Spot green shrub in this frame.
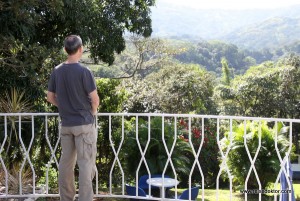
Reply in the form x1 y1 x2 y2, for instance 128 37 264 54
122 116 193 184
37 165 58 193
221 120 293 190
177 118 219 188
95 78 127 187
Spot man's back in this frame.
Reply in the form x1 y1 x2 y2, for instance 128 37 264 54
48 63 96 126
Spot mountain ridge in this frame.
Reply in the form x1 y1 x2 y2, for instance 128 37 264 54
151 1 300 49
221 17 300 49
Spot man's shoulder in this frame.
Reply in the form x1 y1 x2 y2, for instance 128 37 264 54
52 63 92 76
54 63 88 70
79 63 90 69
78 63 93 73
53 63 66 72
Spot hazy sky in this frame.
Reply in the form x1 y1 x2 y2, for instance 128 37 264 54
161 0 300 9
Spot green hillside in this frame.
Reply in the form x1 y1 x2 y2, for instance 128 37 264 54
222 17 300 50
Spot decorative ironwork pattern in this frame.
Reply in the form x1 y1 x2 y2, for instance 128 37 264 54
0 113 298 200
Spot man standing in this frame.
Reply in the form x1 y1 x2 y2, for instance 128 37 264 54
47 35 99 201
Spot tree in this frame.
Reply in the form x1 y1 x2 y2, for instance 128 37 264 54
123 63 217 114
215 59 300 118
215 58 300 154
0 0 156 103
221 57 231 85
92 36 182 79
1 0 155 64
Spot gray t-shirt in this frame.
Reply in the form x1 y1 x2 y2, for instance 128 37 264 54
48 63 97 126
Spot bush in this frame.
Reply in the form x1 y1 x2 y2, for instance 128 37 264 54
220 120 293 190
122 116 193 184
37 165 58 193
95 78 127 187
177 118 220 188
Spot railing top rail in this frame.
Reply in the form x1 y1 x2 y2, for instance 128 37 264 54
0 113 59 116
1 113 300 123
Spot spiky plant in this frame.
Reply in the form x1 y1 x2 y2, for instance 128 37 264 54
0 163 33 194
0 88 33 156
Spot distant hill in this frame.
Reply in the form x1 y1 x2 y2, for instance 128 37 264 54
221 17 300 50
151 1 300 49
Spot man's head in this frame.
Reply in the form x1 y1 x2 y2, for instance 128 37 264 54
64 35 83 55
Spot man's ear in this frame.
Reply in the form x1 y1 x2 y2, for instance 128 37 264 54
79 46 83 53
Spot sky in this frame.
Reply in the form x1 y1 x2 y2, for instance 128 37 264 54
161 0 300 9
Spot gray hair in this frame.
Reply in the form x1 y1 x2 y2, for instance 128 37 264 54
64 35 82 55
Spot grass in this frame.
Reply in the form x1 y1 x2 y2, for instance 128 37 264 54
33 182 300 201
168 182 300 201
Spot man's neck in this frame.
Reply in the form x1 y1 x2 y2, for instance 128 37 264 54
65 55 80 64
65 59 79 64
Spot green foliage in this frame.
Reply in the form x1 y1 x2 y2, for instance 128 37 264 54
175 41 251 75
0 37 64 110
96 78 127 113
0 0 155 112
221 58 231 85
0 88 34 166
221 120 292 190
94 78 127 186
216 59 300 119
122 117 193 183
177 118 219 187
0 88 32 113
124 63 217 114
37 165 59 193
91 36 183 79
174 38 300 76
225 17 300 50
0 0 155 64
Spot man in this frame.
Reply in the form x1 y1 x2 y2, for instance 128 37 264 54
47 35 99 201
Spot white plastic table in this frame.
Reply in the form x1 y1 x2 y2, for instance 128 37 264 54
146 178 179 198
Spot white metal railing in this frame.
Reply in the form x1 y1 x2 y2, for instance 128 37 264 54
0 113 298 200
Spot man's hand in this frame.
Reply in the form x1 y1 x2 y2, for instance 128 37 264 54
47 91 58 106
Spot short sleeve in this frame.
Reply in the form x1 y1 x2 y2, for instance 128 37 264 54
48 70 56 93
83 68 96 94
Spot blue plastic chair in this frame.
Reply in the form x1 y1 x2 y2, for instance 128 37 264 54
178 186 199 200
126 184 149 201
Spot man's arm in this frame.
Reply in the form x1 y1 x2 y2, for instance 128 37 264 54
47 91 58 107
89 89 100 115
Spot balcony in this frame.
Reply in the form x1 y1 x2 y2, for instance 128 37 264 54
0 113 299 200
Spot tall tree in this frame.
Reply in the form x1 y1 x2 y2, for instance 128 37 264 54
0 0 155 101
92 36 184 79
221 57 231 85
124 63 217 114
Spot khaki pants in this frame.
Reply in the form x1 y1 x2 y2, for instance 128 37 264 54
59 124 97 201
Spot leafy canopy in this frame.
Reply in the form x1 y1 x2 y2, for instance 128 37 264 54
0 0 155 101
